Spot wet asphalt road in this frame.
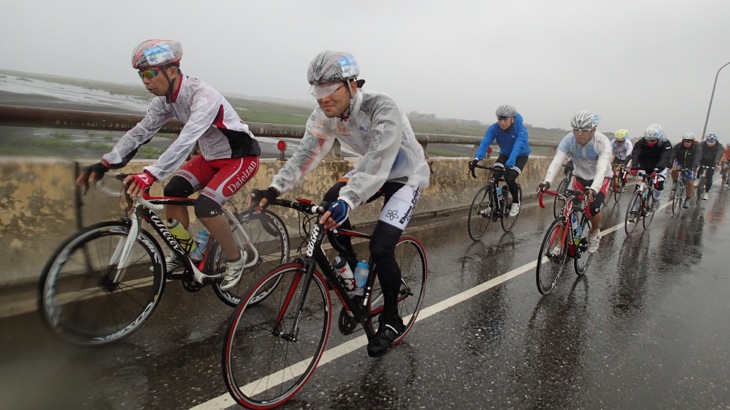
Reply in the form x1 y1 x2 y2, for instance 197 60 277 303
2 186 730 409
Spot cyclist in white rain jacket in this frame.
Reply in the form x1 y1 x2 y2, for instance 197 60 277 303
76 39 260 291
253 50 430 358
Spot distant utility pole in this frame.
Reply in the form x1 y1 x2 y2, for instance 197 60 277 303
701 61 730 140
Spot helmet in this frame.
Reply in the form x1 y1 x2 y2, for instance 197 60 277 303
495 105 517 118
706 133 718 142
643 124 663 141
682 132 696 141
307 50 360 85
614 129 629 141
131 40 183 69
571 110 600 129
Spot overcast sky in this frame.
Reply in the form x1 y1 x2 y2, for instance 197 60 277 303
3 0 730 142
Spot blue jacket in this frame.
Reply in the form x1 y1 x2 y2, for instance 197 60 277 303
474 113 531 164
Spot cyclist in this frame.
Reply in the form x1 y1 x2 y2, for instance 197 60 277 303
610 129 633 192
628 123 673 220
538 109 612 254
469 105 531 216
75 39 261 291
721 143 730 187
670 132 701 209
697 133 724 200
252 50 430 358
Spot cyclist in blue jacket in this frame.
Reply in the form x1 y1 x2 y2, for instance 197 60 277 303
469 105 531 216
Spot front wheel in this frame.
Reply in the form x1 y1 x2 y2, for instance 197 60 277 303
467 185 493 241
671 182 683 215
625 191 642 236
222 263 331 409
553 178 569 219
612 174 623 203
365 236 427 341
211 209 290 307
501 183 522 233
696 176 706 204
643 194 655 230
573 217 593 275
38 221 165 346
536 218 569 295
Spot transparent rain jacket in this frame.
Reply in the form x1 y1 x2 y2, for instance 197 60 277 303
544 131 613 193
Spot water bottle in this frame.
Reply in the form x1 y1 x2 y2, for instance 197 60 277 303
333 255 356 291
190 229 210 261
167 219 196 253
570 214 580 245
353 260 369 296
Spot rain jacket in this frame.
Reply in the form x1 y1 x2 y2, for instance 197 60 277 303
672 141 701 169
270 90 430 210
103 75 260 180
611 138 633 161
474 113 531 163
631 138 673 171
699 140 724 166
544 131 612 193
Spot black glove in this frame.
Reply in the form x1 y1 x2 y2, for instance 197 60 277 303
78 162 109 194
468 159 478 171
251 187 280 209
538 181 550 191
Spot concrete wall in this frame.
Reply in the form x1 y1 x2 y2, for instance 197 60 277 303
0 156 552 286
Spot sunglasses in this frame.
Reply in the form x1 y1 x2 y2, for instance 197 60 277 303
497 116 512 122
573 128 592 134
137 69 160 80
616 140 625 144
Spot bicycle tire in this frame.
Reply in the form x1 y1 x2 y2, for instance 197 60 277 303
500 183 522 232
671 181 682 215
467 185 493 241
38 220 165 346
643 195 655 230
222 262 330 409
365 236 427 341
612 174 623 203
211 209 290 307
696 176 706 204
625 191 642 236
573 216 593 275
536 218 569 295
553 178 569 219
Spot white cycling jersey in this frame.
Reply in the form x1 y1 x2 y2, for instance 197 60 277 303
271 89 430 210
611 138 633 161
544 131 612 193
103 75 259 180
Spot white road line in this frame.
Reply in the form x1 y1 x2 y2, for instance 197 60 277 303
192 204 663 409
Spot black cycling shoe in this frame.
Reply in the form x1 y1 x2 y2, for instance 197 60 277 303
367 317 405 358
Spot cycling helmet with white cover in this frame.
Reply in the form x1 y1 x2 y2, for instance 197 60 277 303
131 40 183 69
615 129 629 141
308 50 359 85
571 110 600 129
643 124 663 141
495 105 517 118
682 132 696 141
706 133 718 142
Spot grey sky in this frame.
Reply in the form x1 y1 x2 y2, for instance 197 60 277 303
3 0 730 142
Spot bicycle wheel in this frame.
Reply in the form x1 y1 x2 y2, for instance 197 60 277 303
553 178 569 218
467 185 493 241
211 209 290 307
671 182 682 215
625 191 642 236
643 194 655 230
222 262 330 409
38 221 165 346
500 183 522 232
696 176 706 204
536 218 569 295
573 217 593 275
612 174 623 203
365 236 427 341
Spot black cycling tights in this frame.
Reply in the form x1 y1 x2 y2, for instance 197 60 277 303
493 168 521 203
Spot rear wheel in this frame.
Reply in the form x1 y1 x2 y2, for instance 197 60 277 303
468 185 493 241
500 184 522 232
625 191 642 236
536 218 569 295
365 236 427 341
211 209 289 307
573 217 593 275
222 263 330 409
38 221 165 346
553 178 569 218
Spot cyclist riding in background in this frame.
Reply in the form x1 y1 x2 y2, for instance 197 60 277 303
252 50 430 358
629 123 673 217
538 109 611 254
670 132 701 209
610 129 633 191
469 105 531 216
75 39 261 291
698 134 724 200
721 143 730 187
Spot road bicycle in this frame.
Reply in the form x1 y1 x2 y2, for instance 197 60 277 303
535 187 593 295
222 197 427 409
670 168 692 215
624 170 658 235
607 162 626 204
553 162 574 218
467 163 523 240
37 174 289 346
721 161 730 189
695 165 713 203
